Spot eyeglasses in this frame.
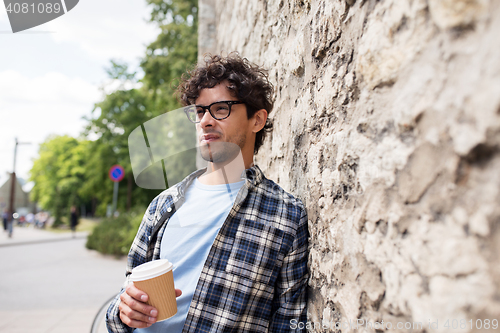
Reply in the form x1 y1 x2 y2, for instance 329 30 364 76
184 100 244 123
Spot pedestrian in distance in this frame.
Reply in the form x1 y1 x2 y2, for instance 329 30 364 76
6 211 13 238
2 209 8 232
106 53 309 333
70 206 78 238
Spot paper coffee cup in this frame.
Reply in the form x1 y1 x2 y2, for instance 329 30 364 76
130 259 177 321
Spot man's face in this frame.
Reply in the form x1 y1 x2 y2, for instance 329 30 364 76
195 81 255 164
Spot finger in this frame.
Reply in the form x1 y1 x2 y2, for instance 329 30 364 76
127 283 150 303
119 295 158 328
120 289 158 318
175 288 182 297
119 304 156 329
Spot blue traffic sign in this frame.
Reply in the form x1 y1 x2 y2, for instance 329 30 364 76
109 165 125 182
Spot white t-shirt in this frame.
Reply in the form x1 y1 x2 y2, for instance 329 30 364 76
136 178 244 333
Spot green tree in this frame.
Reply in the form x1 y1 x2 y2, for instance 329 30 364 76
29 135 89 226
138 0 199 186
82 0 199 214
30 0 200 223
142 0 198 112
83 62 157 215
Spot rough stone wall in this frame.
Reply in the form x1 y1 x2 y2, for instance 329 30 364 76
199 0 500 331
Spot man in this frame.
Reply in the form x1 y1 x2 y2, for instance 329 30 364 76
106 53 308 332
70 206 78 238
2 209 8 232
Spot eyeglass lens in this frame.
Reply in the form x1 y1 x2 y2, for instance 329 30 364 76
185 102 234 123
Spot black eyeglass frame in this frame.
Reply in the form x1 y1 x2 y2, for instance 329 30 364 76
184 100 245 123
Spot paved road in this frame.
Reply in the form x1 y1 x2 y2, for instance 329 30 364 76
0 227 127 333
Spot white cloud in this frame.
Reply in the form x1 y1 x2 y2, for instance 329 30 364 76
45 0 160 64
0 0 161 186
0 70 101 104
101 79 143 96
0 70 102 181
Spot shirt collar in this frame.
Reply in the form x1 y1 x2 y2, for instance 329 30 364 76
175 164 264 198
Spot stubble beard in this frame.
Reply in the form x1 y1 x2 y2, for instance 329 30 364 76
199 134 246 164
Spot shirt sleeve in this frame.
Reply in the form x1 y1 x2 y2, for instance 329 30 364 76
105 198 159 333
106 288 134 333
269 205 309 332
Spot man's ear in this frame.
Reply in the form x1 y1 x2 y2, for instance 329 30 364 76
252 109 268 133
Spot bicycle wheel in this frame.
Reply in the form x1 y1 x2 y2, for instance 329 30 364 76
90 295 116 333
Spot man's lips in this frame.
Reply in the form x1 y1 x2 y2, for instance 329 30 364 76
200 134 220 144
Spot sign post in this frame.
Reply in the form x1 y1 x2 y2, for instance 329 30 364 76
109 165 125 216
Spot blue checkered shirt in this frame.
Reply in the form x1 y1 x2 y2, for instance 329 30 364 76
106 165 308 332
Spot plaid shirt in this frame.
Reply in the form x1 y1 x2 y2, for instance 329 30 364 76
106 165 308 332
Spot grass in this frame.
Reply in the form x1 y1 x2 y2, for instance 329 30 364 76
48 217 101 234
76 218 102 232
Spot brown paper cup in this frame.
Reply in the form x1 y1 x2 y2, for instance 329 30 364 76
130 259 177 321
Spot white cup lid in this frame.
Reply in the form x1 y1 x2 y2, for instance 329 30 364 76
130 259 173 281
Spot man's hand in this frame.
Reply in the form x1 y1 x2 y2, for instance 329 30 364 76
119 283 182 328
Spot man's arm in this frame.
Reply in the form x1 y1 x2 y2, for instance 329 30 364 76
269 207 309 332
106 288 134 333
107 283 183 332
106 199 158 333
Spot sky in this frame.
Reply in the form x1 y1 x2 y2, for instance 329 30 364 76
0 0 160 188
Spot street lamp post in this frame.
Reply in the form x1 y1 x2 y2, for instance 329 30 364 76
8 138 31 233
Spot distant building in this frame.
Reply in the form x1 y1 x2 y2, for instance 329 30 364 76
0 174 34 214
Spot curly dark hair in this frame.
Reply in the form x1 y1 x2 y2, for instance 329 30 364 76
176 53 274 154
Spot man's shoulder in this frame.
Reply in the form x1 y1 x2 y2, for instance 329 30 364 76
258 177 304 208
246 175 307 240
249 166 305 208
148 185 179 214
251 174 307 229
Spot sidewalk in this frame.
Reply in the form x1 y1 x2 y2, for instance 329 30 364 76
0 225 124 333
0 225 88 247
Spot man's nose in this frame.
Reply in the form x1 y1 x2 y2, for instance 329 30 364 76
199 110 215 127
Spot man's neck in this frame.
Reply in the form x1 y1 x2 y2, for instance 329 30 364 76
198 151 252 185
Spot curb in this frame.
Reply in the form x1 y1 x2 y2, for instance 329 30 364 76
0 234 88 248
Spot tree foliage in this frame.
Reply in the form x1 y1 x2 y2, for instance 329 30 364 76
142 0 198 112
82 65 157 215
29 135 89 226
29 0 198 220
